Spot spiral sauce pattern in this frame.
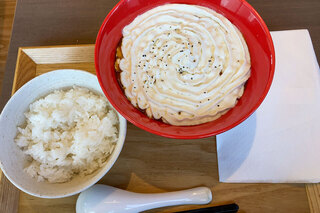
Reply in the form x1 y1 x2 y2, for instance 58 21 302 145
118 4 251 126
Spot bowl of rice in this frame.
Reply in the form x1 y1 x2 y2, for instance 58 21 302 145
0 69 127 198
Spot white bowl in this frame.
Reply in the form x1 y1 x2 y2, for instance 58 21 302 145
0 69 127 198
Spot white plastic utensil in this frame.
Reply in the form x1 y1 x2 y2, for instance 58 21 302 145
76 184 212 213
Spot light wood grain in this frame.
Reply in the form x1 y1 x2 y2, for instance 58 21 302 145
22 45 94 64
36 63 95 76
0 176 19 213
11 49 36 93
307 184 320 213
2 45 311 213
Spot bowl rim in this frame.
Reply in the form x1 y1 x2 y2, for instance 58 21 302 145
0 69 127 198
95 0 275 139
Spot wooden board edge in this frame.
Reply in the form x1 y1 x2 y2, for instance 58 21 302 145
11 49 37 94
35 63 96 76
306 183 320 213
19 44 94 50
21 44 95 65
11 48 23 94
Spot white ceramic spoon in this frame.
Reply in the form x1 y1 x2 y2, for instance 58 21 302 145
76 184 212 213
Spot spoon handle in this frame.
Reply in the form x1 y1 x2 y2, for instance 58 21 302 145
133 186 212 212
76 185 212 213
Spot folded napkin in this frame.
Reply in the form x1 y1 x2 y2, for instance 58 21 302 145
216 29 320 183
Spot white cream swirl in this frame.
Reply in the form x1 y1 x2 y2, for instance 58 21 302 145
119 4 251 126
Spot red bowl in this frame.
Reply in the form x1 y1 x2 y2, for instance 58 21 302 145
95 0 275 139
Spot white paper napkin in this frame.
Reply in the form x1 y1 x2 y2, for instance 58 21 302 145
216 29 320 183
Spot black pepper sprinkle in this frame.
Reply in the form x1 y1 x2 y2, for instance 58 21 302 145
219 71 223 76
161 79 164 82
178 111 181 115
204 91 206 94
142 54 146 57
237 60 240 62
138 65 140 67
180 50 183 52
193 60 196 62
198 42 201 44
168 54 170 56
191 45 193 47
217 104 220 107
208 98 210 101
208 60 212 62
214 66 217 68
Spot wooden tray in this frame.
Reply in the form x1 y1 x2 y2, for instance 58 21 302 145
0 45 318 213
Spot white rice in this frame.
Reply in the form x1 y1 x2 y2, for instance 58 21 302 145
15 86 119 183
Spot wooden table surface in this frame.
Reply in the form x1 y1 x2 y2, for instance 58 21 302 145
0 0 319 212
